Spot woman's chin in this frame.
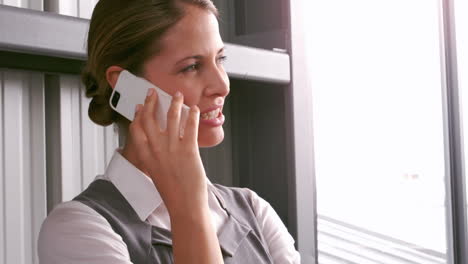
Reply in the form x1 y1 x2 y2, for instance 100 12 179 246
198 128 224 148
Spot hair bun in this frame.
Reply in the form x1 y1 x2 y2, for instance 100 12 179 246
81 69 116 126
88 94 116 126
83 71 99 97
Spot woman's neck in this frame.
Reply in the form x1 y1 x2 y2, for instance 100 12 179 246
117 122 129 148
116 122 150 176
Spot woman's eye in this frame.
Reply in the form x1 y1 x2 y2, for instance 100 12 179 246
180 56 227 73
217 56 227 64
181 63 199 73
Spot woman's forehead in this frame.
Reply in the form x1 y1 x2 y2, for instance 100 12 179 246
158 6 222 56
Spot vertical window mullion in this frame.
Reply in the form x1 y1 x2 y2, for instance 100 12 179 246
288 0 319 262
440 0 468 263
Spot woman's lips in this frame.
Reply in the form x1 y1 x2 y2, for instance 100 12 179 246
200 107 224 127
201 108 221 120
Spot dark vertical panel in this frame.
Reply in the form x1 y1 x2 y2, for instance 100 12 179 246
228 0 289 50
230 79 291 227
233 0 246 36
232 0 285 35
44 75 62 213
200 98 234 186
281 0 299 247
212 0 234 41
284 82 298 243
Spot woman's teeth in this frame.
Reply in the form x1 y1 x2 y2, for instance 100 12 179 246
201 108 220 120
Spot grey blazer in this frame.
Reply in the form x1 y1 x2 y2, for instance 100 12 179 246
73 179 274 264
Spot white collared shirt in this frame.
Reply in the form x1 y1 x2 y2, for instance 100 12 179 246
38 151 301 264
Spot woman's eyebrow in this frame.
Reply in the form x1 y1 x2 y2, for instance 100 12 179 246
175 47 225 65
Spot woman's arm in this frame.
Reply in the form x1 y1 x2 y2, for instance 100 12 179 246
124 89 223 264
170 206 223 264
38 201 133 264
248 189 301 264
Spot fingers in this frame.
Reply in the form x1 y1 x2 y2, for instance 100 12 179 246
166 91 183 144
141 88 163 147
141 88 159 127
183 105 200 147
129 104 152 165
132 88 199 156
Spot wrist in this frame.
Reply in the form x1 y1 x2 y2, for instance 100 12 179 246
164 186 209 216
169 202 211 225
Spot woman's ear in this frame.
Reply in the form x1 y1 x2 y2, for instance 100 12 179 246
106 66 124 89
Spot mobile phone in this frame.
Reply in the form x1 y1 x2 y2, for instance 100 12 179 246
109 70 190 132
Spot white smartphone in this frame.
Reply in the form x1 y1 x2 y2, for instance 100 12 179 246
109 70 190 132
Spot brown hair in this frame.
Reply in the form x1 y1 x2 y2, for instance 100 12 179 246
81 0 218 126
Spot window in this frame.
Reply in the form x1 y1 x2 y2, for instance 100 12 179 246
304 1 448 262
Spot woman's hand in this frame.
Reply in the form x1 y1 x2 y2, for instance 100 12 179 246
126 88 207 216
123 88 223 263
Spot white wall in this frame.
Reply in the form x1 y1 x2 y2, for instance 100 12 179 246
1 3 45 264
46 75 118 205
41 0 117 205
0 70 46 264
0 1 117 263
0 2 44 263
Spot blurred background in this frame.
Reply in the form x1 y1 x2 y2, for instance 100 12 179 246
0 0 467 263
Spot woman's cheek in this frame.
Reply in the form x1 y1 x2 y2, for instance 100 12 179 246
179 81 202 106
183 91 201 107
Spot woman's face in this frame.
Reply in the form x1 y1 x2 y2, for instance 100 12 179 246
142 5 229 148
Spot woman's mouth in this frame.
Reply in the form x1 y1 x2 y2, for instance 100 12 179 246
201 108 221 120
200 107 224 126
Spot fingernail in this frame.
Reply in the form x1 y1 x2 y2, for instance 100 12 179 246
147 88 154 97
135 104 141 113
175 91 182 98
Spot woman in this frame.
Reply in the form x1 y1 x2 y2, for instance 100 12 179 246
38 0 300 263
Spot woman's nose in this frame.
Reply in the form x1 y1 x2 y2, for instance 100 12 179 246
204 65 230 97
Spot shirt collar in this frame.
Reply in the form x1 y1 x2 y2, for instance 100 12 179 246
104 150 212 222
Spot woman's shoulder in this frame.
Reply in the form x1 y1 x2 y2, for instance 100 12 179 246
211 183 257 198
211 184 272 217
48 200 101 215
38 200 131 263
42 200 105 223
38 200 112 246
